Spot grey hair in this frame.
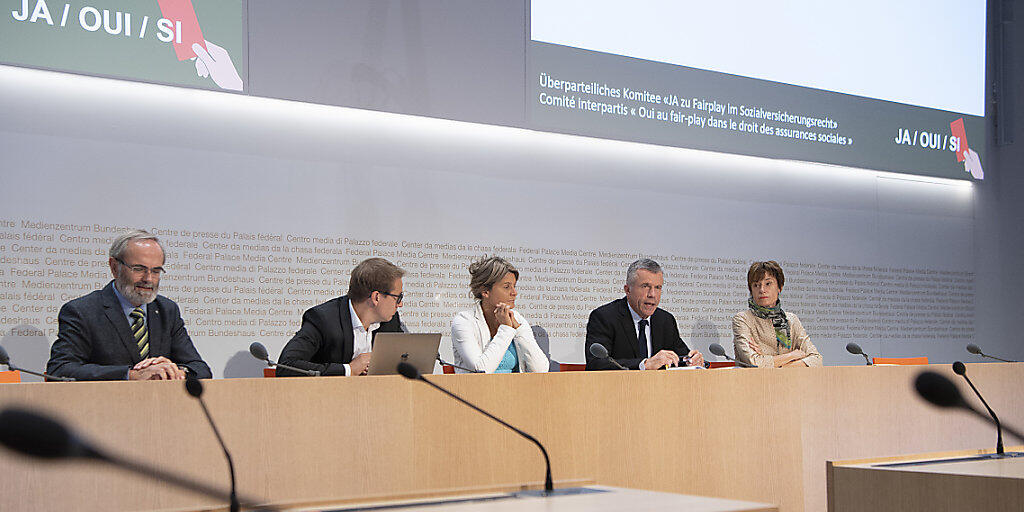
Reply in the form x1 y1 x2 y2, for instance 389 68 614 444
468 255 519 301
109 230 166 263
626 258 663 286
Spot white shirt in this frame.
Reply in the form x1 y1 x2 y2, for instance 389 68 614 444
344 300 379 376
627 302 653 370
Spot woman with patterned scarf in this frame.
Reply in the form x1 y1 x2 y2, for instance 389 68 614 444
731 261 823 368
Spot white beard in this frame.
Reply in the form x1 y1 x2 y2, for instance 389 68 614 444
114 271 158 306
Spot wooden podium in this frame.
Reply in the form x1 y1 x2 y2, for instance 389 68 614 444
827 448 1024 511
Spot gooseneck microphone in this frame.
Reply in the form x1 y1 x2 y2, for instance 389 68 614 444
707 343 754 368
0 345 75 382
845 343 872 365
952 362 1004 455
397 362 554 493
914 371 1024 444
588 343 627 370
436 354 483 373
0 407 98 459
185 378 239 512
966 344 1018 363
0 407 274 510
248 342 320 377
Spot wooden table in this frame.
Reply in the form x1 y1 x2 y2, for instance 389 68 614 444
279 485 776 512
1 364 1020 511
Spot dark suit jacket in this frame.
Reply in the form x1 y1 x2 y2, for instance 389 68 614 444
277 295 402 376
585 297 691 370
46 282 212 380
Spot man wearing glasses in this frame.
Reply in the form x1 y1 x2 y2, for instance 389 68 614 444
277 257 405 376
47 230 212 380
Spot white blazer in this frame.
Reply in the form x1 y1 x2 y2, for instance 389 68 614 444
450 305 549 373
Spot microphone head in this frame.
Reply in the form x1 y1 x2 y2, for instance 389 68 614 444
0 345 9 365
914 371 965 409
708 343 726 357
845 342 863 355
248 342 269 361
966 344 982 355
397 362 420 379
952 361 966 376
184 377 203 398
0 407 82 459
589 343 609 359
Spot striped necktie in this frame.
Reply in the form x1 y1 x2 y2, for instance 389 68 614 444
130 307 149 359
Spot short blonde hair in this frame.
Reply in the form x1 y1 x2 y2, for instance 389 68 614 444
746 261 785 292
468 256 519 300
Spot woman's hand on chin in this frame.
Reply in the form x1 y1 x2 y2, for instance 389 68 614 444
494 303 515 327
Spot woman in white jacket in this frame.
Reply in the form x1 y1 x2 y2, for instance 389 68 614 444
450 256 549 373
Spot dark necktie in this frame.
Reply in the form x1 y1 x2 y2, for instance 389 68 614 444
131 307 149 359
638 318 649 358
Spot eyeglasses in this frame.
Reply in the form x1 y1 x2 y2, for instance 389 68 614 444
379 291 404 304
115 257 166 276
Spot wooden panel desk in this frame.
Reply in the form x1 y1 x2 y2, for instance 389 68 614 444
0 364 1020 511
286 485 776 512
827 448 1024 511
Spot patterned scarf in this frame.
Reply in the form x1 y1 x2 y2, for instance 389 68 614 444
748 297 791 349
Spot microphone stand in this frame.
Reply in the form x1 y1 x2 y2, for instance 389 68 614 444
605 357 628 371
4 363 75 382
401 365 553 493
962 375 1004 455
722 355 754 368
436 355 483 373
976 352 1017 363
588 343 627 370
954 363 1005 455
267 361 320 377
187 380 239 512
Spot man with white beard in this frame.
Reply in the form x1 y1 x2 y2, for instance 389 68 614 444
47 230 211 380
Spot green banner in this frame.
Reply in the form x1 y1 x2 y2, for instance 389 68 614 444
2 0 245 91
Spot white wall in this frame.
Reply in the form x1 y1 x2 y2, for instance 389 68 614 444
0 63 995 378
2 0 1021 379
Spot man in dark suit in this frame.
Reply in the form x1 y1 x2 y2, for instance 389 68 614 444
47 230 212 380
586 258 704 371
277 258 405 376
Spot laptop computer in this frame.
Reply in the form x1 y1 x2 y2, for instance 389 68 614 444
366 333 443 376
